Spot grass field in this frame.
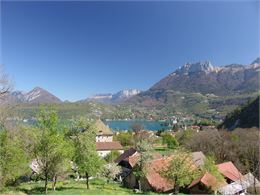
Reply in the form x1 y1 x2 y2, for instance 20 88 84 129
3 178 158 195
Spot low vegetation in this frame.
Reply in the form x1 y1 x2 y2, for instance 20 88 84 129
2 179 157 195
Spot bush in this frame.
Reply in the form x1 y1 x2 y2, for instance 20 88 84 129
114 132 134 147
104 151 120 163
162 133 179 149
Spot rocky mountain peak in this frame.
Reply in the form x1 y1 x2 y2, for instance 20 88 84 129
25 87 46 102
83 89 141 104
177 60 215 75
251 57 260 65
114 89 141 98
1 86 62 105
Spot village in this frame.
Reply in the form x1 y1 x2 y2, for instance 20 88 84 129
29 119 260 195
1 1 259 194
93 120 260 195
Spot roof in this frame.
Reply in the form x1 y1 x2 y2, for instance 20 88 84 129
127 154 140 168
217 161 243 182
115 148 137 164
116 148 162 168
218 172 260 195
192 151 206 168
144 153 197 192
96 141 123 151
189 172 227 191
95 119 113 135
218 182 247 195
243 172 260 187
126 152 163 168
145 157 175 192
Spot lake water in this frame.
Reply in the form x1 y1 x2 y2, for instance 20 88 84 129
104 120 172 131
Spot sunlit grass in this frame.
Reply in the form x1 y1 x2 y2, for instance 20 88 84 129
4 178 158 195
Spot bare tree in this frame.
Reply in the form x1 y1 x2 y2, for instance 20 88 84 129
0 65 11 98
0 64 13 128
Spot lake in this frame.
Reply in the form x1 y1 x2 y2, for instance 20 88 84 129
104 120 172 131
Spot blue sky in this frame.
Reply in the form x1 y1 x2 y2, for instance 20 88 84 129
1 1 259 101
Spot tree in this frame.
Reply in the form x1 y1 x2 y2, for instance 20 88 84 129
72 118 104 189
131 123 143 133
101 162 121 183
202 155 225 183
183 127 260 182
0 64 11 97
104 150 120 163
133 140 152 192
114 132 134 147
0 128 30 190
131 123 144 144
160 149 200 194
162 133 179 149
34 108 73 194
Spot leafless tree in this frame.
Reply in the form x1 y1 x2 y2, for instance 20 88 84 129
0 64 11 98
0 64 13 129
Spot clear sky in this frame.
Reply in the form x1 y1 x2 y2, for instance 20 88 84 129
1 1 259 101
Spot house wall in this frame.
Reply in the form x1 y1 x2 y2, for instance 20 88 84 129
189 183 213 194
123 172 152 191
97 150 124 157
96 135 113 142
97 150 111 157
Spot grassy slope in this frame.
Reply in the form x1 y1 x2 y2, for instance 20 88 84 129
4 179 157 195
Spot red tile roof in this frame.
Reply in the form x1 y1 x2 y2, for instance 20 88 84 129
127 154 140 167
116 148 163 168
144 153 208 192
145 157 175 192
217 161 243 182
115 148 137 164
189 172 227 191
96 141 123 151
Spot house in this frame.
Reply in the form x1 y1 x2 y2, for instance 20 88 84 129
216 161 243 183
115 148 162 170
121 151 202 192
188 172 227 194
115 148 162 179
95 119 113 142
123 156 174 192
115 148 138 169
96 141 124 157
217 172 260 195
189 161 242 194
189 161 260 195
94 119 124 157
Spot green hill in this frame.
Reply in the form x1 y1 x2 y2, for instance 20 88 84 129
220 96 259 130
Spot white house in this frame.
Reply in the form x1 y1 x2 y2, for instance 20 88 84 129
95 119 123 157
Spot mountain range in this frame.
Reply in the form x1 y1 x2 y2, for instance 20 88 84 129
151 58 259 95
2 87 141 105
2 58 259 120
2 87 62 105
81 89 141 104
128 58 260 107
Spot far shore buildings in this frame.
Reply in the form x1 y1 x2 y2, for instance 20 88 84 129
95 119 123 157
